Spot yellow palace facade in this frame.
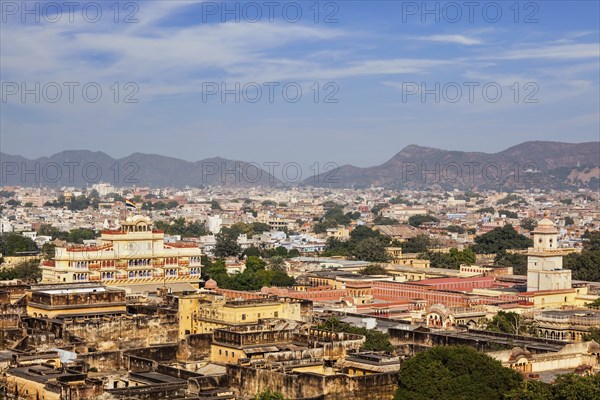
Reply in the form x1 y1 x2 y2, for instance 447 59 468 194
41 215 202 285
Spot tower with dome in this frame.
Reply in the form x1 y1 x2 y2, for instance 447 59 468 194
526 215 572 292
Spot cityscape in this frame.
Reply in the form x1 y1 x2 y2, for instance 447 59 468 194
1 1 600 400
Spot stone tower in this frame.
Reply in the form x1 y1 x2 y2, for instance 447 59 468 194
526 215 572 292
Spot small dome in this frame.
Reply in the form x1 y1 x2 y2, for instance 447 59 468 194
205 278 218 289
533 215 558 234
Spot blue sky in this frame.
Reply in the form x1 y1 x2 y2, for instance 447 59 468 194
1 0 599 168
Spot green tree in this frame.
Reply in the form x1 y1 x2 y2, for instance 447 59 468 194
245 256 267 272
371 203 387 214
317 318 393 352
503 380 553 400
401 234 437 253
67 228 96 244
408 214 440 227
486 311 537 336
214 231 242 258
373 216 398 225
446 225 466 234
582 327 600 342
352 237 388 262
155 218 207 237
520 218 538 231
564 216 575 226
211 200 222 210
41 243 56 260
255 390 285 400
498 209 518 218
494 250 528 275
350 225 385 243
243 246 261 258
551 373 600 400
564 231 600 281
586 298 600 309
472 224 533 254
268 256 287 273
0 233 38 256
288 249 300 258
359 264 388 275
422 248 476 270
322 237 351 257
394 346 522 400
37 224 69 241
0 259 42 282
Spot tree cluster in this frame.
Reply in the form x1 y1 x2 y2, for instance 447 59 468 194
421 248 476 270
202 256 294 291
472 224 533 254
394 346 522 400
141 200 180 210
564 230 600 281
154 218 207 237
485 311 538 336
0 233 38 256
37 224 96 244
0 260 42 282
408 214 440 227
505 373 600 400
323 226 390 262
399 234 439 254
317 318 394 352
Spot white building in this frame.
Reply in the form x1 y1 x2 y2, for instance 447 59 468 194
207 215 222 234
526 216 573 292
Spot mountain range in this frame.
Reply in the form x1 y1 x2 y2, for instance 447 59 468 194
1 141 598 190
307 141 600 190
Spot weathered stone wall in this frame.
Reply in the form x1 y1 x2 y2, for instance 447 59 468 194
0 328 25 349
63 315 178 351
156 364 203 380
176 333 212 360
106 382 187 399
78 350 122 371
389 327 567 353
188 375 230 394
125 344 179 361
227 365 398 400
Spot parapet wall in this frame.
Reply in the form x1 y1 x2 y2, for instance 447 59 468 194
226 364 398 400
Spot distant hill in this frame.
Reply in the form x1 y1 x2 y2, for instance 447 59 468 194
0 150 282 187
304 141 600 190
1 141 598 189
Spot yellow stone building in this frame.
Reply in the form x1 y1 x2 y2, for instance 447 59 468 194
41 215 202 286
27 284 127 319
386 247 431 269
176 292 302 338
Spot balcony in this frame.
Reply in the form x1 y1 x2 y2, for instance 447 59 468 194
88 264 101 270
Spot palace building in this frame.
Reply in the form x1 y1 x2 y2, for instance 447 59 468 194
41 215 202 286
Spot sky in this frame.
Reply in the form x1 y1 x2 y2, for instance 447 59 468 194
1 0 599 169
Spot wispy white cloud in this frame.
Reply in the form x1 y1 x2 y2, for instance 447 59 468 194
415 34 482 46
489 43 599 60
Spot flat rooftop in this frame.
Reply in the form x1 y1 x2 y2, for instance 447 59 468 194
38 287 108 295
